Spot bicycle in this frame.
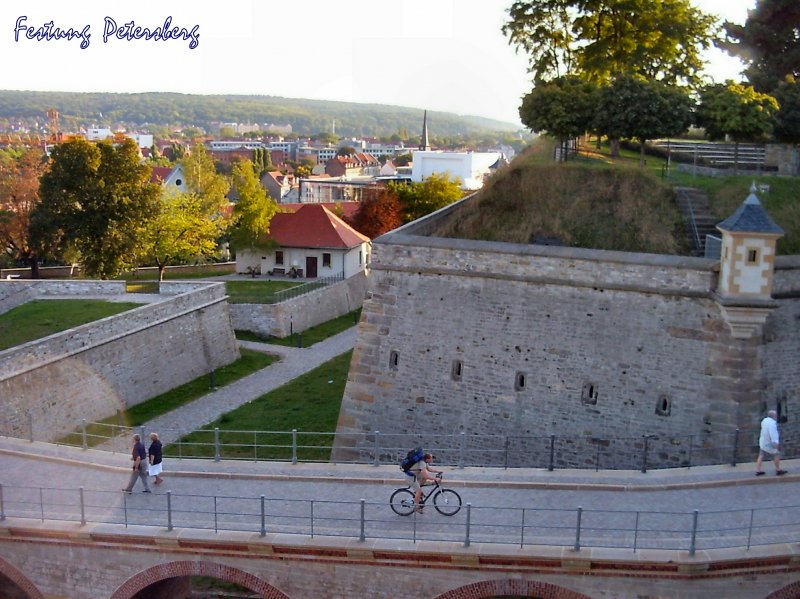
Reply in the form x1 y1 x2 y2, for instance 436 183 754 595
390 472 462 516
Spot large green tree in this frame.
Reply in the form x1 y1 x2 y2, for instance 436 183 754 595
0 148 47 276
695 82 779 174
773 78 800 144
593 77 693 163
137 190 221 281
180 144 231 217
504 0 717 87
228 159 280 252
32 138 160 279
519 76 599 161
390 173 464 223
722 0 800 93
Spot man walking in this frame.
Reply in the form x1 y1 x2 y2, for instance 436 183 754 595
756 410 787 476
123 434 152 493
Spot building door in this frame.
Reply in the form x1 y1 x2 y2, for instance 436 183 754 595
305 256 318 278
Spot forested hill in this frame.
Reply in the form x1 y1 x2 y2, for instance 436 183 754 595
0 90 521 137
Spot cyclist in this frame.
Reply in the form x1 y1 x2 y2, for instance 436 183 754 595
409 453 442 513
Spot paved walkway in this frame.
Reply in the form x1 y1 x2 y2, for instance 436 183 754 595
97 327 357 449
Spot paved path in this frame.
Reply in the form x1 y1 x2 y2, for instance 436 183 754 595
97 327 357 449
1 437 798 550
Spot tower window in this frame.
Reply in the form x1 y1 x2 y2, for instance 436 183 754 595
655 395 671 416
389 351 399 370
747 248 759 264
451 359 463 381
581 382 598 405
515 372 526 391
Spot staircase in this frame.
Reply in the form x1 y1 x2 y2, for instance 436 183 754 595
674 187 720 257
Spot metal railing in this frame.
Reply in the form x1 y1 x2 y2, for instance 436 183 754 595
25 419 800 472
271 273 344 303
1 482 797 554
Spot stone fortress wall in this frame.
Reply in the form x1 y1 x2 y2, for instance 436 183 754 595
0 280 239 442
334 197 800 468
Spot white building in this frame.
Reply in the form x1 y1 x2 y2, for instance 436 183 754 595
411 151 502 190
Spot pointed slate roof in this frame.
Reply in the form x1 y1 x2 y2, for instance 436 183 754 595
717 184 784 235
266 204 369 249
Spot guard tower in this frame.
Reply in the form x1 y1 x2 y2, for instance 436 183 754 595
715 184 784 338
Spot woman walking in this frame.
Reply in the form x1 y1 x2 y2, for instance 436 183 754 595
148 432 164 486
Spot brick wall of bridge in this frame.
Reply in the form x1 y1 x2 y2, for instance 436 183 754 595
0 523 799 599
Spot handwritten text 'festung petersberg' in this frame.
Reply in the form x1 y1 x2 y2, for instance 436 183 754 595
14 16 200 50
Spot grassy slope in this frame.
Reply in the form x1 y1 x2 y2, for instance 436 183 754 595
0 299 143 351
432 138 800 255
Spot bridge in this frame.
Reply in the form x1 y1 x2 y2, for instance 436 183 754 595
1 436 799 599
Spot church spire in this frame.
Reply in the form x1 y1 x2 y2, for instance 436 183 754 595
419 110 430 151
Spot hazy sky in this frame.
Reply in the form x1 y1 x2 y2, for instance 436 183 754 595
2 1 755 126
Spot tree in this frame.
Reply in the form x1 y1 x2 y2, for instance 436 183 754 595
346 187 404 238
504 0 717 87
393 153 413 166
773 78 800 144
722 0 800 93
519 76 599 161
32 138 160 279
180 144 231 219
0 148 47 276
390 173 464 223
228 160 280 252
138 190 220 281
696 82 779 174
593 77 693 163
337 146 356 157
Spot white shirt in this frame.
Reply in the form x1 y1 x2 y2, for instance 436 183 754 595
759 416 780 454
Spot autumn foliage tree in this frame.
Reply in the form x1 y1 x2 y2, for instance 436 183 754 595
347 187 404 239
0 148 47 276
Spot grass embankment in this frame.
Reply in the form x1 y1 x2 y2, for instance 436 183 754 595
60 348 278 447
235 308 362 347
441 137 800 256
173 350 353 461
0 299 143 351
433 154 688 255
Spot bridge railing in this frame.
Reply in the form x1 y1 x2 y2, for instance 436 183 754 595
1 482 798 554
10 418 799 472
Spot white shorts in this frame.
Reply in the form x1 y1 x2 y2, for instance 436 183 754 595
148 462 162 476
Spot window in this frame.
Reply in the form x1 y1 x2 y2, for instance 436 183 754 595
655 395 671 416
747 248 759 264
777 395 788 423
275 251 284 266
323 253 331 268
581 382 598 405
451 359 463 381
515 372 526 391
359 250 363 265
389 351 399 370
174 178 182 186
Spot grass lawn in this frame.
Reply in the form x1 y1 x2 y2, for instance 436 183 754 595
59 348 279 447
173 350 353 462
225 280 303 304
0 299 143 351
235 308 361 347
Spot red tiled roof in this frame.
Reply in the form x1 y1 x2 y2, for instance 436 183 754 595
150 166 173 184
266 204 369 249
279 202 360 220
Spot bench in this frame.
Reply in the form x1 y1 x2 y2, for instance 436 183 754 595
269 267 286 276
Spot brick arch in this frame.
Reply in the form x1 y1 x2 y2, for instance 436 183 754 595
434 579 592 599
0 556 46 599
765 581 800 599
110 560 289 599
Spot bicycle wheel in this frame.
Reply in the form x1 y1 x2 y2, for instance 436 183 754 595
433 488 462 516
390 488 416 516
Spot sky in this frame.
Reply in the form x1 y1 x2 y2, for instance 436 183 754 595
2 1 755 127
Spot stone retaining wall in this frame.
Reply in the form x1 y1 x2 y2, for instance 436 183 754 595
230 272 367 337
0 282 238 442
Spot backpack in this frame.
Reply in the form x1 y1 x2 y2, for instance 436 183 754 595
400 446 425 476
